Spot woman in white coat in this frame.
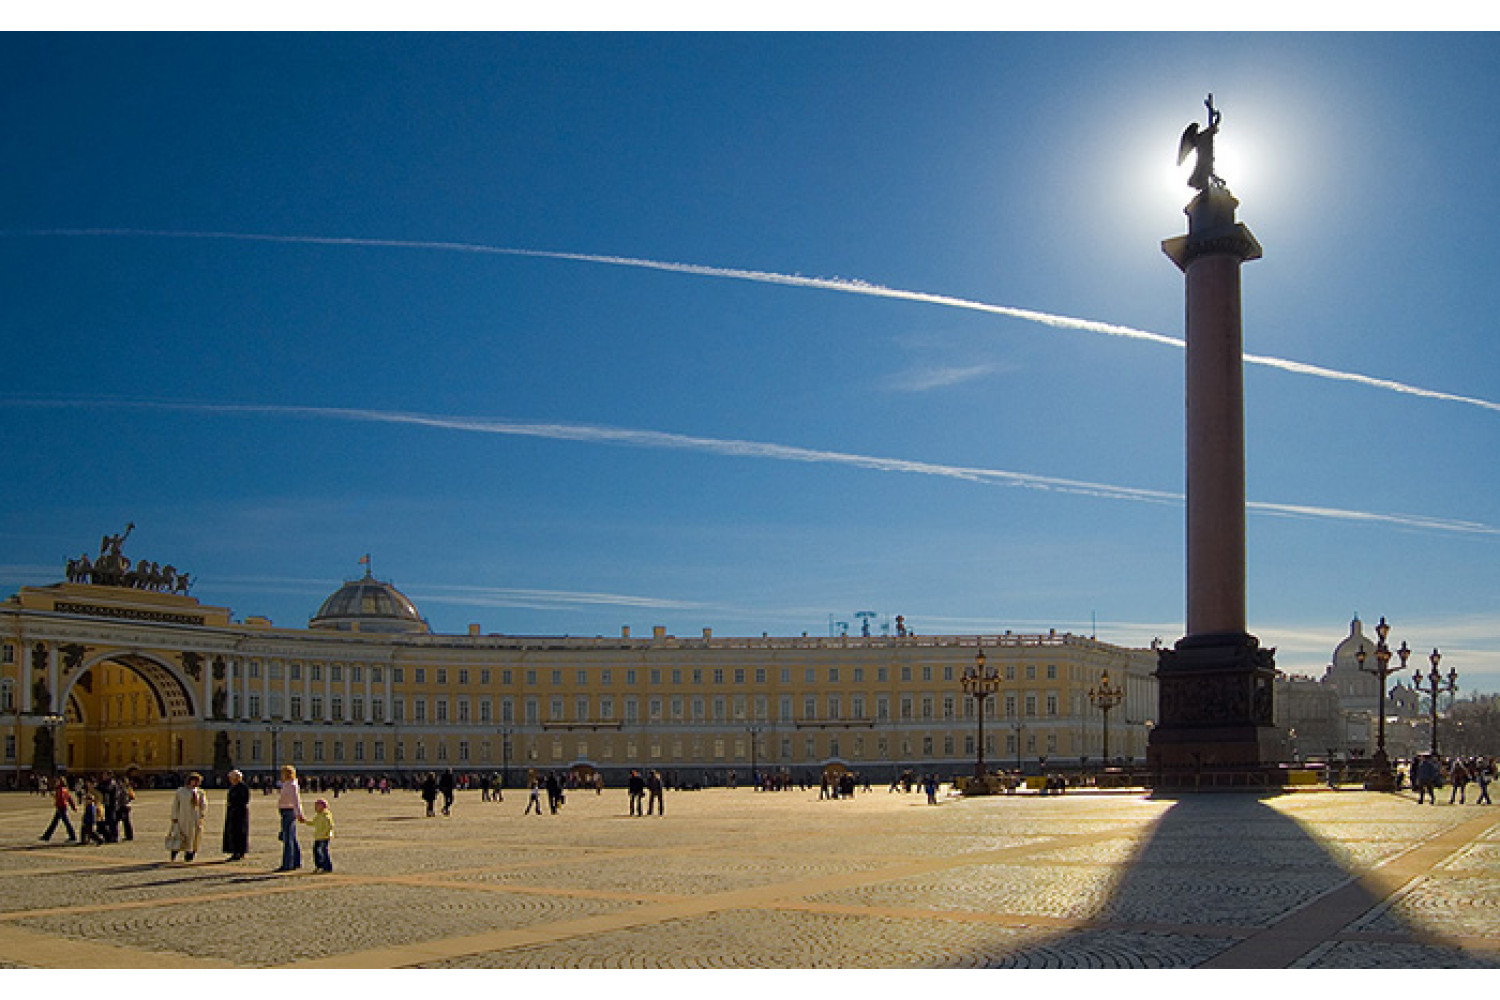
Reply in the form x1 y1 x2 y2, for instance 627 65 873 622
166 772 208 862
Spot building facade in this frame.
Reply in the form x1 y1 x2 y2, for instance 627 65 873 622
2 558 1158 784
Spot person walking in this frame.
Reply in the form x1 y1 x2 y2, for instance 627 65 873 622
301 798 335 873
627 769 646 816
439 769 455 816
545 771 563 814
275 764 305 871
39 776 78 842
420 773 438 817
1450 758 1471 805
524 779 543 816
1415 755 1439 804
646 770 665 816
79 787 105 846
222 769 250 861
1478 762 1493 806
166 772 208 862
114 775 135 842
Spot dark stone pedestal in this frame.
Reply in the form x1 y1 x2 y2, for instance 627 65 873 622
1148 632 1281 787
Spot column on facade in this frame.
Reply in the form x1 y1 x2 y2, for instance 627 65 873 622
200 650 212 721
46 642 59 715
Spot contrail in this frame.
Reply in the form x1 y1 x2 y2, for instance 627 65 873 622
3 396 1495 537
9 227 1500 414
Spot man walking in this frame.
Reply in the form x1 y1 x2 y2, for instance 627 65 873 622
646 770 665 816
39 777 77 842
627 769 646 816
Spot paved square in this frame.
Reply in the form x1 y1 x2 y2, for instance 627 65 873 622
2 784 1498 968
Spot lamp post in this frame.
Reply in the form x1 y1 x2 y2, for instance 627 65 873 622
1354 616 1403 790
39 713 65 778
263 718 285 772
498 726 512 789
960 650 1002 780
746 722 762 788
1088 670 1124 766
1413 649 1456 757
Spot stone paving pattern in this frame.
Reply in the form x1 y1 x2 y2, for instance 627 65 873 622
1 783 1498 968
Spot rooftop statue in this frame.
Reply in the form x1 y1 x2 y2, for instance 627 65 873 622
1177 94 1224 191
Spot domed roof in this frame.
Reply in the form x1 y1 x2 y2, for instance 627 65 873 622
1332 615 1376 668
310 569 429 634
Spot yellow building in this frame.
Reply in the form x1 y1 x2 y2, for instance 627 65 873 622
2 554 1157 785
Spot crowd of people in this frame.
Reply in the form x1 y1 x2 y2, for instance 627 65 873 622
26 754 1500 871
1405 754 1495 805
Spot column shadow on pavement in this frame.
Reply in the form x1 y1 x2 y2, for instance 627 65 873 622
933 793 1500 969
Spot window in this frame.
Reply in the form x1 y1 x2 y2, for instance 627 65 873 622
780 695 792 721
901 666 911 682
354 741 365 761
372 698 384 723
352 665 363 682
876 696 889 721
391 697 404 723
576 696 588 721
479 698 492 723
943 696 955 719
1046 664 1057 680
781 668 790 684
877 666 887 682
414 668 425 684
550 697 564 720
436 668 447 685
480 668 491 685
2 643 13 663
333 741 344 762
827 695 840 720
735 669 746 684
803 696 816 720
392 667 403 683
0 679 13 713
578 669 588 686
372 666 383 683
1025 664 1036 680
525 698 539 724
650 669 661 684
249 694 262 718
828 667 839 683
457 698 470 723
459 740 470 763
434 697 448 722
313 741 324 762
601 669 612 685
501 697 513 723
921 696 933 719
501 669 511 684
1004 694 1017 717
692 697 706 721
1025 694 1037 717
552 670 563 686
625 697 638 723
922 665 931 681
526 670 537 686
331 664 342 682
853 667 863 682
626 669 636 685
374 741 385 762
714 669 724 684
1046 694 1058 716
331 696 343 722
601 696 614 721
649 697 663 721
351 697 364 720
670 696 684 720
412 698 425 722
312 664 323 682
900 697 913 720
804 668 815 683
459 668 469 685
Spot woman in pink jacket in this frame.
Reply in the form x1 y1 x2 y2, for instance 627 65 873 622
275 764 305 871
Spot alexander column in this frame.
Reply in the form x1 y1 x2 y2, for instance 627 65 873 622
1149 96 1280 780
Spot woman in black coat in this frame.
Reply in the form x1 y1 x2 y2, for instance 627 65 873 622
222 769 250 861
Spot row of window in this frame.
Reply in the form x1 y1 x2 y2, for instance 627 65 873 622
232 661 1067 687
234 688 1074 725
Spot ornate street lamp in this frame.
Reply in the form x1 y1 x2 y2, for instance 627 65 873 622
263 718 285 771
1088 671 1124 765
1413 648 1456 756
1354 616 1403 790
746 722 762 788
960 650 1002 780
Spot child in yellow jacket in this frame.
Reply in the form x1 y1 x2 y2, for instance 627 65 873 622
300 798 335 872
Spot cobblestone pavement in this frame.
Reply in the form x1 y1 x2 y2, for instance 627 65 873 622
1 784 1498 969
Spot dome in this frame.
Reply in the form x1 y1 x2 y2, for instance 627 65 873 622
310 569 429 634
1332 616 1376 668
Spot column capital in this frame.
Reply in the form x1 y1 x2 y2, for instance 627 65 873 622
1162 187 1262 271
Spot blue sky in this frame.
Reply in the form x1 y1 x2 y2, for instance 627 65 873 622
3 32 1499 690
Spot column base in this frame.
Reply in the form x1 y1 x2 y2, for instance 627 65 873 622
1148 632 1281 783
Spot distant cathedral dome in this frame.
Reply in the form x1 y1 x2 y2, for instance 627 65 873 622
310 567 429 634
1331 615 1377 669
